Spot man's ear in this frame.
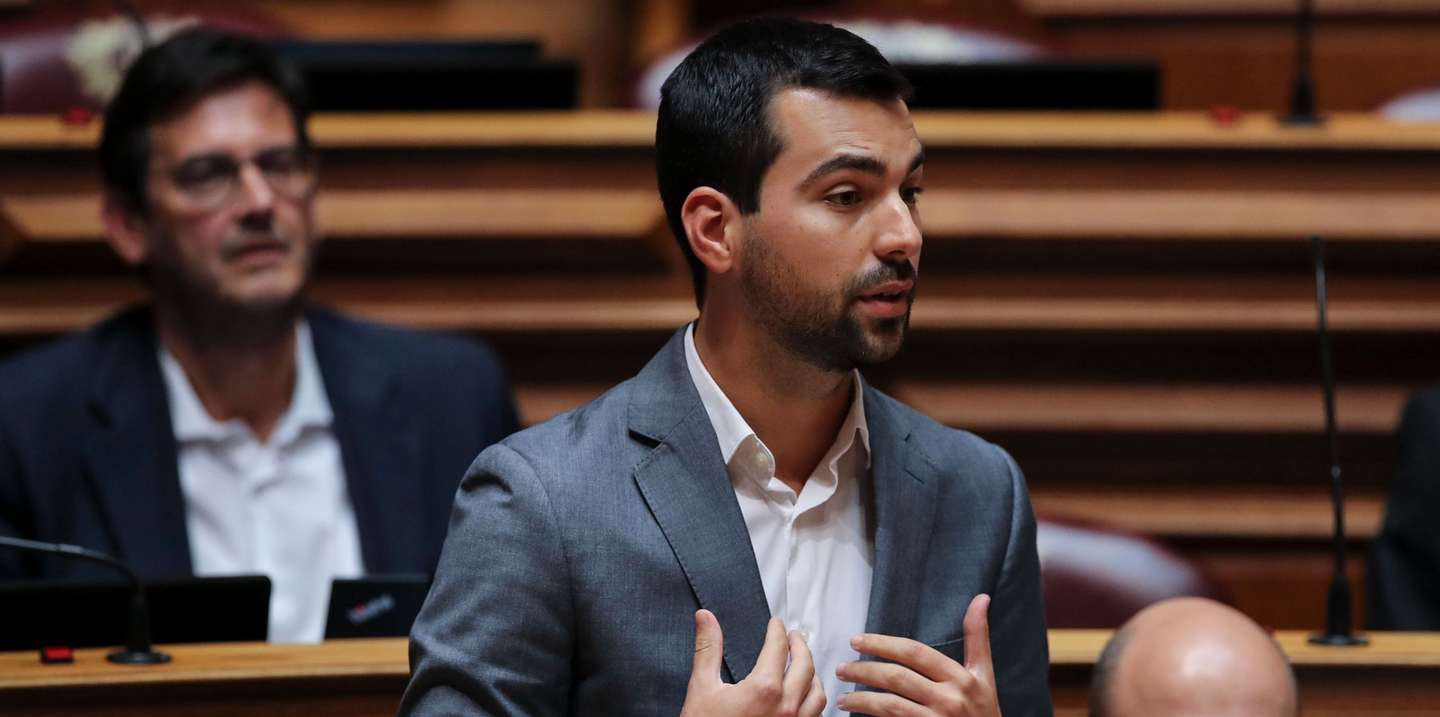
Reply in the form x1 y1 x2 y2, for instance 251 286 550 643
680 187 741 277
101 193 150 266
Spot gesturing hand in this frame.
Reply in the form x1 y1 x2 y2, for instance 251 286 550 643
679 609 827 717
836 594 1000 717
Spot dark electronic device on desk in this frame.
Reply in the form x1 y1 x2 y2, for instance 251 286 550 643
270 39 578 111
0 574 270 652
899 59 1160 111
325 574 430 639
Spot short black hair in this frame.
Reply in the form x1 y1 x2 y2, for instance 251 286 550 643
99 26 311 215
655 16 912 308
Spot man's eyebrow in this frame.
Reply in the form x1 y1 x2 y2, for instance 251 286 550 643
798 148 927 190
908 148 926 175
173 152 233 167
798 154 886 189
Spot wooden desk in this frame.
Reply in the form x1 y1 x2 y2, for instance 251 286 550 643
1051 630 1440 717
2 631 1436 715
0 639 407 716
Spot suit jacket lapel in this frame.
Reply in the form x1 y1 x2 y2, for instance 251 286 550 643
82 308 193 578
629 328 772 683
862 386 941 640
309 310 424 574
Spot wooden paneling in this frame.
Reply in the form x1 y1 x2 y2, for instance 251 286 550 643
132 0 635 107
5 634 1438 715
623 1 1440 112
2 111 1434 630
2 190 664 242
1049 16 1440 111
16 1 1440 111
1022 0 1440 16
0 639 407 716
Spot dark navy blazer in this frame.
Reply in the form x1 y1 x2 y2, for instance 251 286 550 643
1369 386 1440 630
0 305 519 580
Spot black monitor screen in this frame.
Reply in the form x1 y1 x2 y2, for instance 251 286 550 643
271 39 577 111
900 60 1161 111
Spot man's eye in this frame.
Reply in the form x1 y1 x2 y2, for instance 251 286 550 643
256 149 305 175
172 157 236 188
826 190 861 207
902 186 925 205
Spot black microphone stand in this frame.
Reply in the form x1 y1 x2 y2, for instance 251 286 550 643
0 536 172 663
1307 237 1365 647
1283 0 1324 125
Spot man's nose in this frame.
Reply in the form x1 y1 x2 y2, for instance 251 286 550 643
875 195 922 261
234 161 276 214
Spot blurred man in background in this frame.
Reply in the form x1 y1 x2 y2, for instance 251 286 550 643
1369 386 1440 630
0 27 519 642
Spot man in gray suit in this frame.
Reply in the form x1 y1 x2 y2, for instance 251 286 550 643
403 17 1051 716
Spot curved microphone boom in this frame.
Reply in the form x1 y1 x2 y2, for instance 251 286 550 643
0 535 172 663
1308 236 1366 647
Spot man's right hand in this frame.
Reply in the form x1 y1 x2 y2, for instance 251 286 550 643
679 609 826 717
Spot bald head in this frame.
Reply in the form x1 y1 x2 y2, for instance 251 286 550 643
1091 598 1298 717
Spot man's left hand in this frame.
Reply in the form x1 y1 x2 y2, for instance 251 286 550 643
835 593 1000 716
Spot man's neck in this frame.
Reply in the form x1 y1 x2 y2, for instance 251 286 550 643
694 312 853 494
153 300 299 443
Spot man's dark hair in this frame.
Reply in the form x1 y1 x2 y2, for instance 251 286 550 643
99 26 311 215
655 16 912 308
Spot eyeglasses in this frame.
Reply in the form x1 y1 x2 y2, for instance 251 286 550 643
162 146 318 210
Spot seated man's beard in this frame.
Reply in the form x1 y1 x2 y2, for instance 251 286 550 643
149 257 307 348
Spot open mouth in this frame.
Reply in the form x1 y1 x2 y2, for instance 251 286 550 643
858 280 913 302
226 239 289 263
856 280 914 317
864 289 907 301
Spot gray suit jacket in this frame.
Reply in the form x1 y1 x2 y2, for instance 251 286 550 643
403 328 1052 716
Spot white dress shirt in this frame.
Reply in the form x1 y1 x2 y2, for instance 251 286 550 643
684 324 873 715
159 321 363 643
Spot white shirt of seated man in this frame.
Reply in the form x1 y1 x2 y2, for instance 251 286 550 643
160 320 362 643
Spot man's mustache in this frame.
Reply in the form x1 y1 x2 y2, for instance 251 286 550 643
846 259 917 299
220 232 289 260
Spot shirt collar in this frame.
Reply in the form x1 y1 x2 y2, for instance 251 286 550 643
159 320 334 445
683 323 870 468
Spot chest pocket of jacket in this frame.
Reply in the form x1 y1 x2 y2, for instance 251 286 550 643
926 636 966 665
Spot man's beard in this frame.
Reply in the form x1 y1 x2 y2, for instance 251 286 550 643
739 228 915 373
148 233 308 348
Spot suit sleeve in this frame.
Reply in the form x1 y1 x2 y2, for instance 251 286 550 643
990 446 1053 717
400 442 574 715
1368 391 1440 630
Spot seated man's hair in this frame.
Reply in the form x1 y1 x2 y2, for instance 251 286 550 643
99 26 311 215
654 16 912 308
1087 621 1135 717
1088 615 1300 717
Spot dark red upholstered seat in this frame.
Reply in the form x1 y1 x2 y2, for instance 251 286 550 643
1037 517 1226 628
